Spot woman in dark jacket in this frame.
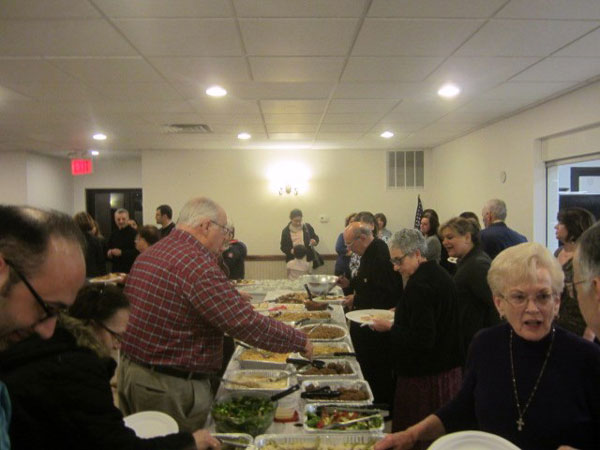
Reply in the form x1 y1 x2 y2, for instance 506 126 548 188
280 208 320 264
0 285 218 450
73 211 107 278
440 217 500 354
372 229 463 448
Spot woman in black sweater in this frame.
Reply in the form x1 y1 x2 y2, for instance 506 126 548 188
0 285 218 450
372 229 463 448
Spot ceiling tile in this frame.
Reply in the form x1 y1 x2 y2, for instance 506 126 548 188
234 0 368 17
94 0 233 18
480 81 576 101
0 20 137 56
209 124 266 133
353 18 485 56
0 59 78 85
319 122 372 132
2 82 102 101
113 19 242 56
263 113 322 124
265 123 318 133
50 58 166 84
260 100 327 113
369 0 506 18
555 28 600 57
316 132 364 140
512 57 600 82
496 0 600 20
249 57 345 81
229 82 334 99
455 19 600 57
327 99 398 113
0 0 100 18
188 97 260 114
322 112 383 124
92 83 185 101
200 113 264 125
239 19 358 56
269 132 314 140
149 57 251 84
333 82 425 99
342 57 443 82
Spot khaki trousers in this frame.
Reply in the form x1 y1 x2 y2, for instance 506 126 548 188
118 356 212 432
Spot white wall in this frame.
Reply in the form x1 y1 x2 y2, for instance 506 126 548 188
431 79 600 243
26 153 73 214
141 148 433 255
0 152 27 204
72 158 142 213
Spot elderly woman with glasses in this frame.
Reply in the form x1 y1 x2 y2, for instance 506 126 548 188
372 229 463 449
0 284 219 450
375 242 600 450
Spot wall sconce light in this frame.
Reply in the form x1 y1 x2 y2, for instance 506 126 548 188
279 184 299 196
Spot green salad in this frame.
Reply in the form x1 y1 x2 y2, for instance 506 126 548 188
212 396 276 436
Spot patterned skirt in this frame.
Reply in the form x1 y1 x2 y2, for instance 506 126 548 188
393 367 462 450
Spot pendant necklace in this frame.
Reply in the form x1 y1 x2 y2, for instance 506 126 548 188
509 327 554 432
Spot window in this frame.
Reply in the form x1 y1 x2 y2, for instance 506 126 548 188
387 150 424 188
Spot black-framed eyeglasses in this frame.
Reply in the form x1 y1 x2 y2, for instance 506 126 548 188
96 321 123 344
5 260 68 321
209 220 232 235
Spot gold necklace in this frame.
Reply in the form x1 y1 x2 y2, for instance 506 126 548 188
509 327 554 432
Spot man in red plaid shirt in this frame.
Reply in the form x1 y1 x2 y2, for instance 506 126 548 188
118 197 312 431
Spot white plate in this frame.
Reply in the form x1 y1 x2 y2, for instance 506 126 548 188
346 309 394 325
311 294 346 305
124 411 179 438
428 431 520 450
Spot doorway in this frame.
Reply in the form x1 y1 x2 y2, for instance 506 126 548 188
86 188 143 238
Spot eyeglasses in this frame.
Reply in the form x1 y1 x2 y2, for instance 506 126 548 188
96 321 123 344
5 260 68 322
500 291 556 308
209 220 232 235
569 279 591 301
390 253 410 266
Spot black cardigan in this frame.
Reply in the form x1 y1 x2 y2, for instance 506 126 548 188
0 327 195 450
390 260 463 376
453 246 500 354
280 222 319 262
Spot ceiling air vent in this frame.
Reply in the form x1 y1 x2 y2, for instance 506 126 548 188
162 123 212 134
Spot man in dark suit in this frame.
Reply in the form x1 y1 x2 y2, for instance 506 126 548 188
155 204 175 238
480 199 527 260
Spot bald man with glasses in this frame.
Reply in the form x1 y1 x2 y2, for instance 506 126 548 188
0 205 86 449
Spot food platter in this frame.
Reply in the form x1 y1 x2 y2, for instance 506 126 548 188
303 404 385 433
345 309 394 325
299 324 347 341
123 411 179 437
254 433 383 449
89 272 126 284
223 369 293 395
300 380 373 405
296 359 359 381
312 341 353 359
311 294 346 305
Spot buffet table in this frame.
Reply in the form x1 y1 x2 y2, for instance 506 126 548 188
205 295 375 437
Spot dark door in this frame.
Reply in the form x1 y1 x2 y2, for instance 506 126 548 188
86 188 143 238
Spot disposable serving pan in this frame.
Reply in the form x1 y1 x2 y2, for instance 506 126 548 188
311 341 353 359
234 345 291 371
303 403 385 434
213 433 254 449
254 432 384 449
296 359 359 381
299 324 348 342
223 369 293 395
300 379 374 405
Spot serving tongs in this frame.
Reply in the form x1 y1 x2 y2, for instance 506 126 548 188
286 357 325 369
300 385 341 399
321 413 381 430
216 438 250 448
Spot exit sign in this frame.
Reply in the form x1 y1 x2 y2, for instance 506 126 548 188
71 159 93 175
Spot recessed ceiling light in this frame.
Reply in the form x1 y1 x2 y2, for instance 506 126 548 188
92 133 107 141
380 131 394 139
237 132 251 140
438 83 460 98
90 150 99 156
206 85 227 97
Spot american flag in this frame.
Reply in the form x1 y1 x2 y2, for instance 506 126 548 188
414 195 423 229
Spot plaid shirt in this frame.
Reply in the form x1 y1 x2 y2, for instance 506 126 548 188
121 229 307 372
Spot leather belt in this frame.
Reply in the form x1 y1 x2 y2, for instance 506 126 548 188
128 357 211 381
